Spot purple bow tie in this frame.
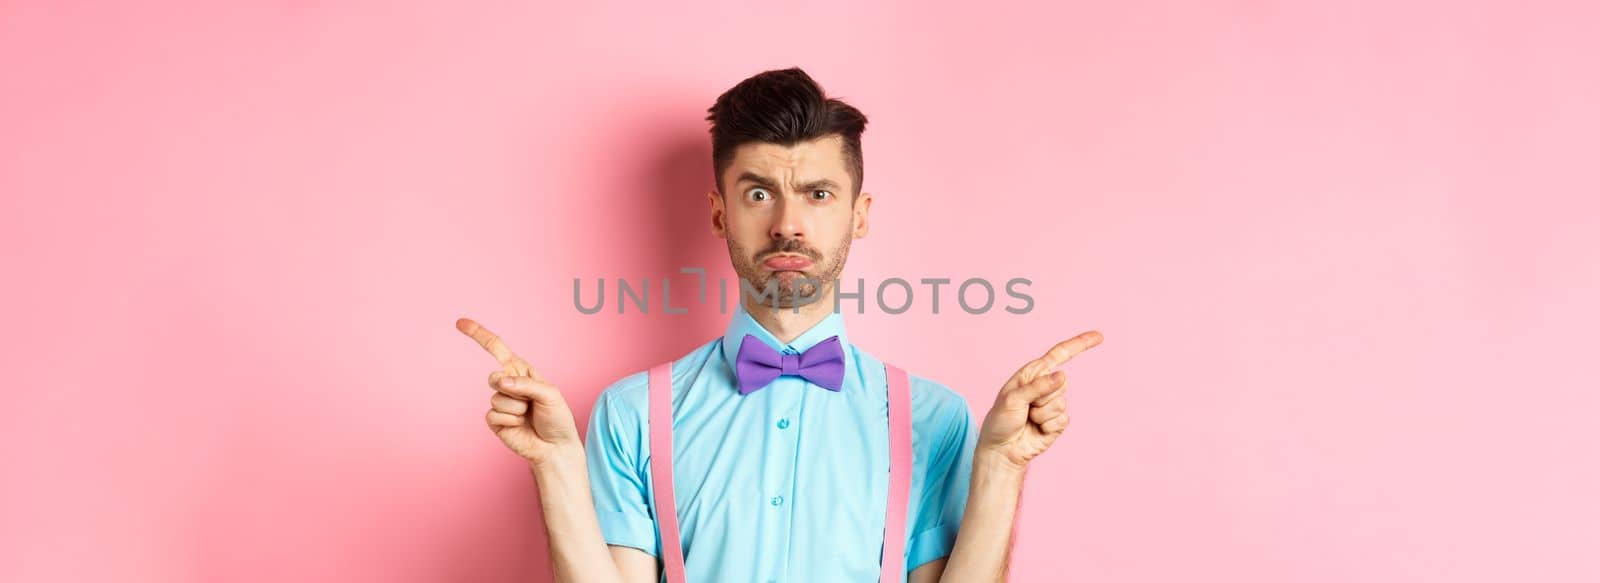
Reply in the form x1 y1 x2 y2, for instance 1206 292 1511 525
735 334 846 394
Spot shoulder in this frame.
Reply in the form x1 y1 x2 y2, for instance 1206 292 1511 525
851 346 974 425
593 338 722 420
593 369 649 420
907 372 977 438
908 373 971 418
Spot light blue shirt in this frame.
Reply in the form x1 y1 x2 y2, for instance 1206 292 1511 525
585 304 978 582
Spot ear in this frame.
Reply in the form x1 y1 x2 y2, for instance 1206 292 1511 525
707 190 727 239
852 191 872 239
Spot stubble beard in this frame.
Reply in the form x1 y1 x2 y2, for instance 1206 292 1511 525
729 233 851 310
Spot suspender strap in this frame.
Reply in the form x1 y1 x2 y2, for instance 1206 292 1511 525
880 363 913 583
647 362 688 582
647 361 914 583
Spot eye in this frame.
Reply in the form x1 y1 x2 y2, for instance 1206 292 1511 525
747 187 773 202
810 190 833 201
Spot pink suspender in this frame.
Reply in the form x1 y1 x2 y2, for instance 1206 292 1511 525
647 363 688 581
881 364 913 582
646 362 914 583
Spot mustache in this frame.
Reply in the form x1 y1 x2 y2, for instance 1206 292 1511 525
756 239 822 262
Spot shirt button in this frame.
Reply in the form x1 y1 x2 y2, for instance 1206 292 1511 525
776 418 790 430
770 495 784 507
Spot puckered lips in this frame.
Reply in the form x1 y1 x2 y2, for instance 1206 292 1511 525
761 254 814 272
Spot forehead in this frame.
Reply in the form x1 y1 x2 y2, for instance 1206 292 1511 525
725 134 851 188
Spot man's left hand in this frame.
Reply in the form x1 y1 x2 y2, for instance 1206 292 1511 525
977 330 1104 471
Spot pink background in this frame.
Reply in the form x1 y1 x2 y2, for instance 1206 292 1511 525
3 1 1597 581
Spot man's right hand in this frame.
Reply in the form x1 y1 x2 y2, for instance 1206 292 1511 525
456 317 581 467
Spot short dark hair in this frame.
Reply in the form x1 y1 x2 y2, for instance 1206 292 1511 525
706 67 869 197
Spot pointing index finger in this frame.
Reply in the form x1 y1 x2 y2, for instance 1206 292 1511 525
456 317 518 366
1040 330 1104 369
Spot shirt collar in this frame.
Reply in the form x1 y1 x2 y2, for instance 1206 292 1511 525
720 302 853 383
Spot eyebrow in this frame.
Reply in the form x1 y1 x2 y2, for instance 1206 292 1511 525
734 171 843 193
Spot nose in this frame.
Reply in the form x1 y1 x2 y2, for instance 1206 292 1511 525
769 196 805 241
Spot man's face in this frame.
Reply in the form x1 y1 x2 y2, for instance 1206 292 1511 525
709 134 871 308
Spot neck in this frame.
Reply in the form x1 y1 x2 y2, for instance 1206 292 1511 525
742 286 836 344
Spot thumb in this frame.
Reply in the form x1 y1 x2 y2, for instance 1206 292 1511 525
498 375 565 405
1008 370 1064 408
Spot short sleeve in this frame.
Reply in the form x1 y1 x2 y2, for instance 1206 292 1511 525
906 388 978 571
585 387 660 557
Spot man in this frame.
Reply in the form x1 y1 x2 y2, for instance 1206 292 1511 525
457 67 1102 582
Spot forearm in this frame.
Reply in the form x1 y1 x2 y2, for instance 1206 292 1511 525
528 446 624 583
940 451 1027 582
